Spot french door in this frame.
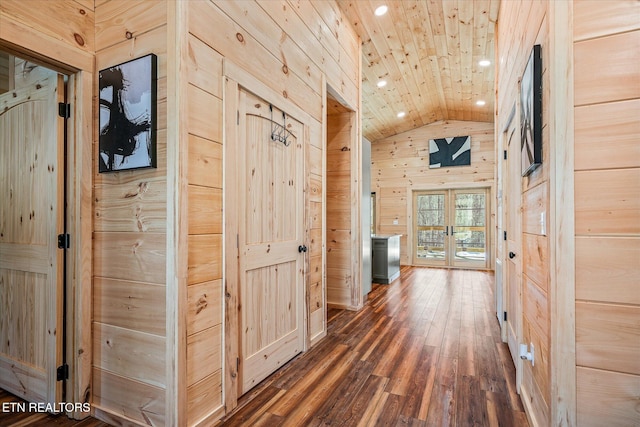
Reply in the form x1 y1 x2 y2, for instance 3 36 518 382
413 188 489 269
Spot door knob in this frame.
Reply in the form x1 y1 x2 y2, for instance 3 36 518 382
298 245 307 253
509 251 516 259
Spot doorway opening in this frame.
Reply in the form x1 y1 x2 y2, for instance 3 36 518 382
325 92 360 309
0 50 68 405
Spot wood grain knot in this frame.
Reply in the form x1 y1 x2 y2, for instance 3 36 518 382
79 8 86 15
126 31 133 40
196 296 208 314
282 64 289 75
74 33 85 46
236 33 245 43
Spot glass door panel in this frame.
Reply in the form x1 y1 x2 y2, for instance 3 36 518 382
414 192 446 265
452 191 487 268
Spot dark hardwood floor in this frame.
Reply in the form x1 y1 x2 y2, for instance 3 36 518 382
220 266 529 426
0 266 528 426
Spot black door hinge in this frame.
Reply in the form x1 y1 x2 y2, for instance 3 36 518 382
503 311 507 322
503 231 507 241
57 364 69 381
58 234 70 249
58 102 71 118
503 150 507 160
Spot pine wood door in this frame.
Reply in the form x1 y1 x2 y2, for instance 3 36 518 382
236 88 306 394
504 111 523 386
0 74 65 405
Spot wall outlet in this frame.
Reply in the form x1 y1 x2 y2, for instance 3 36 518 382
530 342 535 367
519 343 535 366
393 219 398 225
540 212 546 235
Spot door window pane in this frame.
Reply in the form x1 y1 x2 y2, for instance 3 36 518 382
416 194 445 260
454 193 486 262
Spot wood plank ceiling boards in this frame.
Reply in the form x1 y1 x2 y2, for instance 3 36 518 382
336 0 499 141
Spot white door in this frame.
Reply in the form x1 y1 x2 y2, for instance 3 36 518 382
504 111 523 386
235 88 306 394
0 71 65 405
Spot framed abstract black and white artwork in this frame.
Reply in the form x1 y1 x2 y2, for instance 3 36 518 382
429 136 471 168
520 44 542 177
99 54 157 172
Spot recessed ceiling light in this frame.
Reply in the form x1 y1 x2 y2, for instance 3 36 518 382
479 59 491 67
476 100 486 106
374 5 388 16
377 80 387 88
397 111 406 118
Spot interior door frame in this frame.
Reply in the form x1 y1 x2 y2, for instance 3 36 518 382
0 37 93 417
223 60 313 413
0 68 65 405
411 186 491 270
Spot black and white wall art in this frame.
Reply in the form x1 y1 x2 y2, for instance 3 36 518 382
99 54 157 172
520 44 542 176
429 136 471 168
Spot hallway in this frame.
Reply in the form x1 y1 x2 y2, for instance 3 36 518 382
221 266 529 426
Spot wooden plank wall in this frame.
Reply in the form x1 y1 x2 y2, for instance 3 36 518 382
189 0 359 328
496 1 550 425
370 120 495 266
573 2 640 425
0 0 94 71
184 14 224 427
186 0 360 422
93 2 168 425
326 102 355 309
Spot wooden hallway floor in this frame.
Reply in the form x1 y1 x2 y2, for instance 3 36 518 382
221 266 529 426
0 267 528 426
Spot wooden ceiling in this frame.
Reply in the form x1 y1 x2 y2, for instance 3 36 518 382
336 0 500 142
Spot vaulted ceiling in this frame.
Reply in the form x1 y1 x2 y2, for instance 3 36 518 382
336 0 500 142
